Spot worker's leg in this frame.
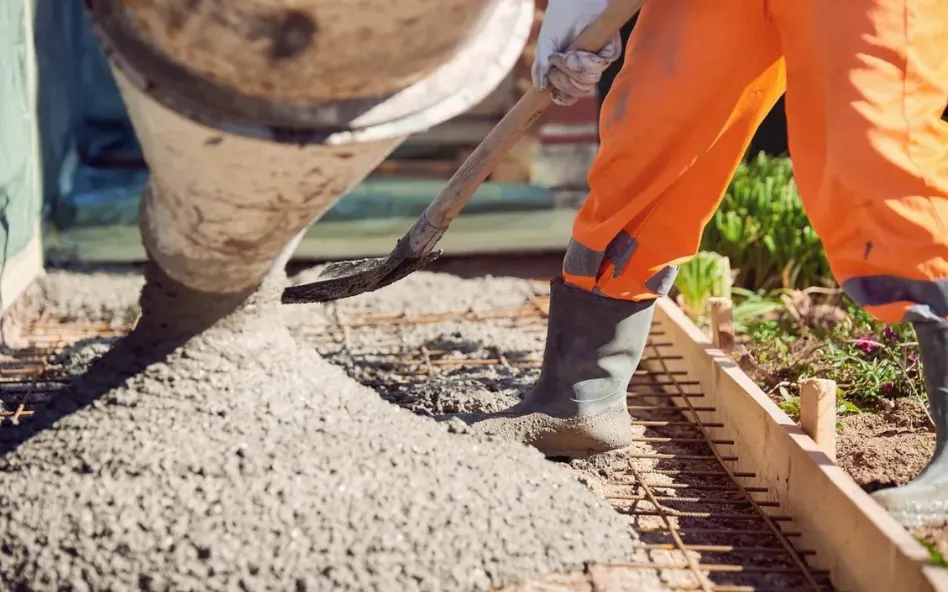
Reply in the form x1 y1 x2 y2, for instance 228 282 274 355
449 1 786 458
563 2 785 299
773 0 948 527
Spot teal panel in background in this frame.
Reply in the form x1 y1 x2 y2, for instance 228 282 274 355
51 176 554 231
0 0 42 262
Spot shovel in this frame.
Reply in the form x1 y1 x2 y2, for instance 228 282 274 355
282 0 647 304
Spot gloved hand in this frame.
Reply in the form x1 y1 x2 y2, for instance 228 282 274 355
531 0 623 106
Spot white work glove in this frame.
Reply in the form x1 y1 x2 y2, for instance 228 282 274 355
531 0 623 106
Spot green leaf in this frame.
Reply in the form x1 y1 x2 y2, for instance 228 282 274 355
837 401 863 415
778 386 792 402
699 154 831 291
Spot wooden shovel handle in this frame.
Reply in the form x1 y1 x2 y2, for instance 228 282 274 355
405 0 648 254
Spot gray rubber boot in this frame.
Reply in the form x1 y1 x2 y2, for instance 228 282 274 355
872 319 948 528
446 276 654 459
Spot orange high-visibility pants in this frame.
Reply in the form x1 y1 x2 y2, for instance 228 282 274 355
563 0 948 324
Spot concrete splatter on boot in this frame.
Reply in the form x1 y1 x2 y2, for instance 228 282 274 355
446 276 654 459
872 319 948 528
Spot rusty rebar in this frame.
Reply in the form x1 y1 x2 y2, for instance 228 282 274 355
642 329 826 591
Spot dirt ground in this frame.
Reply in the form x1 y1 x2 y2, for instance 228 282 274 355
836 400 935 492
839 403 948 562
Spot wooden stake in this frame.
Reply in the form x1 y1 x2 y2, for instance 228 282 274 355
799 378 838 462
709 297 735 352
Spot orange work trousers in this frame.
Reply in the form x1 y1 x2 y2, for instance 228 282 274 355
562 0 948 324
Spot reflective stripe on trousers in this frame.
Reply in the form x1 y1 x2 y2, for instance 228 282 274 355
562 232 679 300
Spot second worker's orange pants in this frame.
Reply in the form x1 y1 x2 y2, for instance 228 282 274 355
562 0 948 324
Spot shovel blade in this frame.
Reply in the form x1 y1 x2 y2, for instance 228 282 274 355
281 251 442 304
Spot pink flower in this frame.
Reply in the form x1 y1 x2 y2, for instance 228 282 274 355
855 335 877 354
883 325 900 342
880 382 898 397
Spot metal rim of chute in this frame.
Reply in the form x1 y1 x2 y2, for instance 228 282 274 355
83 0 535 146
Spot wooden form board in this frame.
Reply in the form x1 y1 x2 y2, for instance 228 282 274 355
647 296 948 592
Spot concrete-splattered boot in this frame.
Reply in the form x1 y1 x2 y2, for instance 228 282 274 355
872 319 948 528
449 276 654 459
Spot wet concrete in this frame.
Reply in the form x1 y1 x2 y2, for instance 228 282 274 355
286 270 649 485
284 268 823 591
29 266 144 326
285 267 549 417
1 266 637 591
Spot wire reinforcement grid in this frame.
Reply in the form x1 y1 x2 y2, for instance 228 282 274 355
3 299 835 592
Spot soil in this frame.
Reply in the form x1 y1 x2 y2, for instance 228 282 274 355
836 399 935 492
835 402 945 558
1 266 642 591
731 319 937 493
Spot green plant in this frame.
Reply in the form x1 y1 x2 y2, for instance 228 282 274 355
774 384 863 430
916 536 948 568
701 153 832 291
674 251 733 318
730 287 784 333
743 295 925 411
815 300 923 405
776 385 800 419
